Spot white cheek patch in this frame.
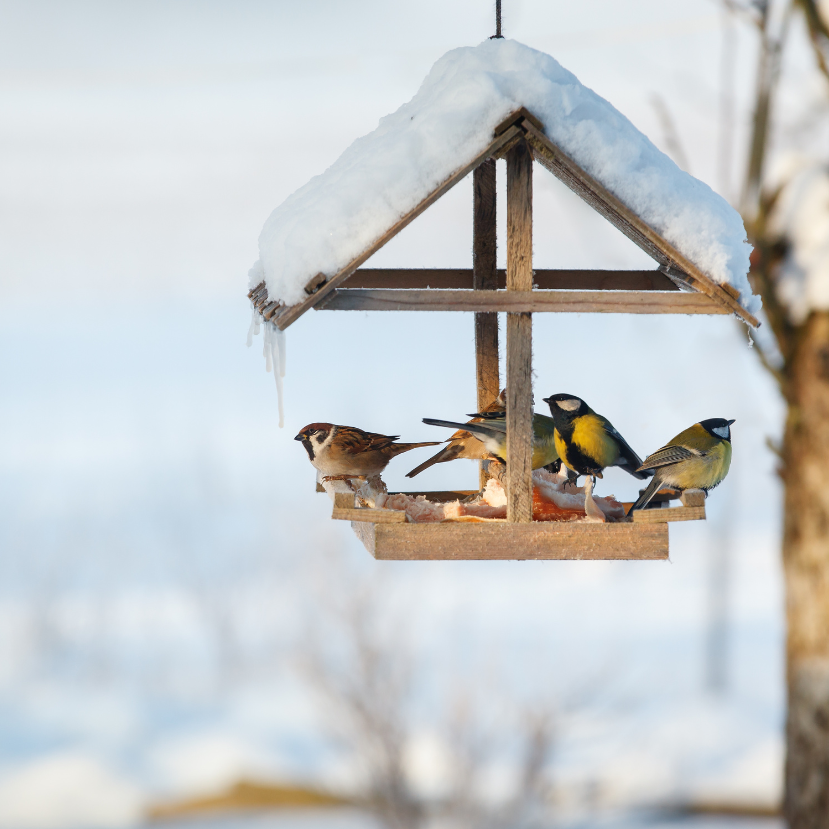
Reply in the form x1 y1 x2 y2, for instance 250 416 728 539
556 398 581 412
713 426 730 439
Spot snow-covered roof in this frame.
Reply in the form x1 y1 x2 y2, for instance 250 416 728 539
769 163 829 323
250 38 759 320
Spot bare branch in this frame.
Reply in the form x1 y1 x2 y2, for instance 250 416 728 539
795 0 829 81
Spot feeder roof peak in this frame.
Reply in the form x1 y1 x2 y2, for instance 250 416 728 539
251 38 758 322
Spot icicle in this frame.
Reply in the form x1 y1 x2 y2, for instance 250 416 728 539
247 301 286 428
263 322 273 373
268 321 285 428
246 304 259 347
275 326 286 378
747 326 754 348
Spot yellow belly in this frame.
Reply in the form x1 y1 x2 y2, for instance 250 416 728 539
662 442 731 490
555 415 618 470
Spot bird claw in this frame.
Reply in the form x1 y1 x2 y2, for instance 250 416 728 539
321 475 362 491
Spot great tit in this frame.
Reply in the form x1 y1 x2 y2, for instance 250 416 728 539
422 412 559 470
627 418 734 514
542 394 651 480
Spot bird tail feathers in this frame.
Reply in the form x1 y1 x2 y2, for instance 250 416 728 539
627 476 662 515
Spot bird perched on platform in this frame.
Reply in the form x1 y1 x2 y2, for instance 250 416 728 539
294 423 439 482
627 418 734 515
406 390 506 478
421 410 559 470
542 394 651 481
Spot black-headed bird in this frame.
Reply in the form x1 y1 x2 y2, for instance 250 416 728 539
542 394 651 481
422 411 559 470
627 418 734 515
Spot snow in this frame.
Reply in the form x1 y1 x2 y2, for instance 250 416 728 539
251 38 757 315
0 753 143 829
768 163 829 323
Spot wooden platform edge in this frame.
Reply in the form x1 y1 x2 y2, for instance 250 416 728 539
352 520 670 561
631 505 706 524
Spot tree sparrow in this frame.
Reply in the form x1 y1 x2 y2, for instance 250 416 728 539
295 423 440 481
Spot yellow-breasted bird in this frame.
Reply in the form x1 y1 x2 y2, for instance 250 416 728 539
542 394 651 480
627 418 734 515
422 411 559 470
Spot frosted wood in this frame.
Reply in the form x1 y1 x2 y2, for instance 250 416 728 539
349 521 669 560
521 120 759 327
272 124 524 330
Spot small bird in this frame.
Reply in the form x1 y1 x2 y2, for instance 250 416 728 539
627 418 735 515
294 423 439 481
421 411 559 470
406 390 506 478
542 394 651 481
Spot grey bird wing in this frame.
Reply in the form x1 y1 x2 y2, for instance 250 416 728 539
423 418 506 438
638 444 698 471
602 420 652 480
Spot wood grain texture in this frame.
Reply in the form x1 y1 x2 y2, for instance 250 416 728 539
332 506 407 524
317 289 729 314
387 490 478 502
506 139 534 524
521 120 759 327
271 124 523 330
473 159 500 490
631 505 706 523
680 489 706 507
341 268 680 290
349 521 669 560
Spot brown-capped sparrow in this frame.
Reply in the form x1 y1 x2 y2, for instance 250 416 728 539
295 423 440 481
405 389 506 478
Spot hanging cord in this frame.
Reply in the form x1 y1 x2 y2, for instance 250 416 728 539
490 0 503 39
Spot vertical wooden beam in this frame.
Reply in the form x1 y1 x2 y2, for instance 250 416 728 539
505 139 534 524
473 159 500 489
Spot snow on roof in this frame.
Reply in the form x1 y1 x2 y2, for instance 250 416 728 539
769 163 829 323
251 38 758 315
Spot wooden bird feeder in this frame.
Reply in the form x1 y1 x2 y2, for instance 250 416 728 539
248 107 756 561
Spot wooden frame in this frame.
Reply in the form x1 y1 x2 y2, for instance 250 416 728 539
251 106 740 559
328 489 706 560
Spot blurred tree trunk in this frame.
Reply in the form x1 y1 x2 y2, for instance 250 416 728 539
781 312 829 827
737 2 829 824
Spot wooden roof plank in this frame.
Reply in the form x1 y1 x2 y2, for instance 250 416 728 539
271 123 524 330
520 120 759 327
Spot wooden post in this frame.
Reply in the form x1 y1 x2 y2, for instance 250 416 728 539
505 139 533 523
473 159 500 489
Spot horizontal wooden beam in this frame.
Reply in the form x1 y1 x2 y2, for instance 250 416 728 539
351 520 669 560
343 268 680 291
317 289 730 315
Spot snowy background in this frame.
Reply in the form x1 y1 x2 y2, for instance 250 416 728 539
1 0 812 826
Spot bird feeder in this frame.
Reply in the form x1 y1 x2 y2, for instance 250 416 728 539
248 45 757 562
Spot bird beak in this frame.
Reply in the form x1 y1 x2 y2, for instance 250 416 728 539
294 433 304 441
541 396 551 404
727 419 736 425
